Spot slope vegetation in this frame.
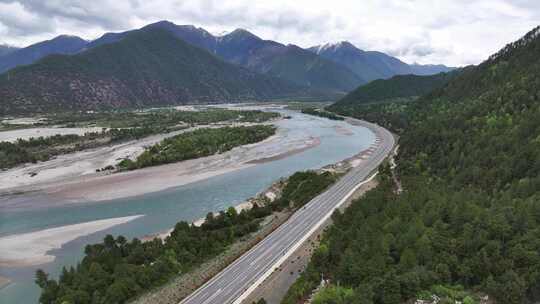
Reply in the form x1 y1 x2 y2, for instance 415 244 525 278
333 71 458 106
284 26 540 304
0 28 303 115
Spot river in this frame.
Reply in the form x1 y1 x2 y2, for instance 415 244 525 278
0 109 375 303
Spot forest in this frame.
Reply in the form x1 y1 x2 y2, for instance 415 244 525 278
0 109 279 170
36 170 337 304
282 26 540 304
116 125 276 170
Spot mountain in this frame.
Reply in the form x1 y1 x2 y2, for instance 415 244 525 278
335 71 458 105
0 28 304 115
299 26 540 304
91 21 365 93
0 44 19 57
0 35 87 73
237 43 363 92
145 21 365 93
309 41 454 82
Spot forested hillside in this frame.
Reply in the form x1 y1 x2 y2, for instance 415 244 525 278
0 28 303 115
284 26 540 304
334 71 458 106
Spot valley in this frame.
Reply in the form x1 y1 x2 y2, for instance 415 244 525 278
0 107 376 303
0 5 538 304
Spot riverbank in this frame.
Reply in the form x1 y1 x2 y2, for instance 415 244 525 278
140 200 257 242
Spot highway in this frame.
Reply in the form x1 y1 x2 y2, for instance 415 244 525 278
180 119 395 304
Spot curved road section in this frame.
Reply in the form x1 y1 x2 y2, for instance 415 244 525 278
180 119 395 304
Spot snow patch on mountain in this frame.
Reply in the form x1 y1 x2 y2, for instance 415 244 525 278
313 41 352 54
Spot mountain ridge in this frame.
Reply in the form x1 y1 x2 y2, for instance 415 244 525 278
0 44 19 57
309 40 454 82
0 35 88 73
0 28 305 115
334 71 459 106
140 21 365 93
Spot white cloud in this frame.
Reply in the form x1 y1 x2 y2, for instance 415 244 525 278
0 0 538 66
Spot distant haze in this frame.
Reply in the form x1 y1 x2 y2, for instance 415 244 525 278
0 0 538 66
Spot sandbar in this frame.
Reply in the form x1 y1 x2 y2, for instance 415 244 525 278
0 122 318 205
0 215 143 267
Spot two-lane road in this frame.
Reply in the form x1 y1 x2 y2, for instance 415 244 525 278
181 119 395 304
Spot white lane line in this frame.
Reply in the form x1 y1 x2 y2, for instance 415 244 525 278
201 289 222 304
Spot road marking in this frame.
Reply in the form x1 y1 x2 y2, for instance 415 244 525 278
201 289 222 304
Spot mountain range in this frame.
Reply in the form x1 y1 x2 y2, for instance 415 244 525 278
0 21 454 86
0 28 304 115
135 21 364 93
0 20 455 114
0 21 454 85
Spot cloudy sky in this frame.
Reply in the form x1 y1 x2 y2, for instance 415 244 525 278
0 0 538 66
